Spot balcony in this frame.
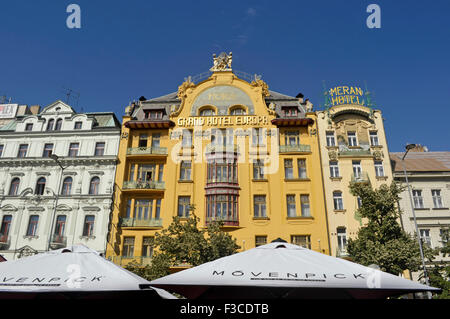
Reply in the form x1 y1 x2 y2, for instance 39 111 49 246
351 172 370 184
205 144 239 154
127 147 168 156
123 180 165 191
279 144 311 153
119 217 163 228
206 216 239 227
111 256 153 267
0 234 10 250
338 146 371 157
50 234 67 249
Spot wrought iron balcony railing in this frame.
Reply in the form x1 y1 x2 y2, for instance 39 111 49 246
351 172 370 183
206 216 239 226
119 217 163 228
279 144 311 153
205 144 239 154
127 147 168 156
123 180 165 190
50 234 67 249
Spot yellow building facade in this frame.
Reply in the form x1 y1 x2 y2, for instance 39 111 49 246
316 86 393 258
106 54 331 265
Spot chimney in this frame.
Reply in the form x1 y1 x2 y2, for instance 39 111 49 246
29 105 41 115
409 144 428 152
296 93 304 104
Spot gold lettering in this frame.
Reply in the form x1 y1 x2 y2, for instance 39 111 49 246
343 86 349 95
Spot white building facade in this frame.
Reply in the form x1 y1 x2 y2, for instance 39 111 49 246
390 151 450 281
0 101 121 260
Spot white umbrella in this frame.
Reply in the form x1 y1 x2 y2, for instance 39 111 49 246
0 244 176 299
150 241 440 299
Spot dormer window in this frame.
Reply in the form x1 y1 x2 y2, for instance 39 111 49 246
144 110 164 120
25 123 33 131
74 121 82 130
46 119 55 131
199 108 215 116
230 107 246 115
55 119 63 131
282 107 298 117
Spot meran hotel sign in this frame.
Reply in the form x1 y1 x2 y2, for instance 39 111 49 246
329 86 366 106
177 115 269 127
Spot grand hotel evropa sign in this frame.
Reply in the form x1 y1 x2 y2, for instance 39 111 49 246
177 115 269 127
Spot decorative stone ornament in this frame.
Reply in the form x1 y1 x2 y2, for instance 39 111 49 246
209 52 233 72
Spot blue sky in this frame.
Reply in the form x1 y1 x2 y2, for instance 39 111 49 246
0 0 449 152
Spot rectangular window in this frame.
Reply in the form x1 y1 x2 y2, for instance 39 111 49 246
177 196 191 218
138 164 156 182
253 159 265 179
298 159 307 179
125 199 132 218
352 160 362 179
95 142 105 156
155 199 161 219
152 133 161 148
0 145 3 157
285 131 299 146
26 215 39 237
25 123 33 131
291 235 311 249
182 130 192 147
54 215 66 242
326 131 336 147
253 195 267 218
282 107 297 117
374 161 384 177
0 215 12 242
300 195 311 217
329 161 340 178
135 199 152 220
68 143 79 157
122 237 135 257
412 190 424 209
180 161 192 181
255 235 267 247
333 192 344 210
139 134 148 147
357 196 362 209
347 132 357 147
158 164 164 181
43 143 54 158
337 228 347 253
82 215 95 237
284 159 294 179
286 195 296 217
18 144 28 158
142 237 154 257
432 190 443 208
74 121 82 130
252 128 264 146
369 131 379 146
420 229 432 248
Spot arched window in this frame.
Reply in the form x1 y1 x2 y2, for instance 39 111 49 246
61 177 72 195
230 107 246 115
55 119 63 131
199 108 215 116
9 178 20 196
89 177 100 195
46 119 55 131
35 177 46 195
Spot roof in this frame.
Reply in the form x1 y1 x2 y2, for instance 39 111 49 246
390 152 450 172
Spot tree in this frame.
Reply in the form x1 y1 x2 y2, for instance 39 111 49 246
424 227 450 299
347 181 435 275
125 213 240 281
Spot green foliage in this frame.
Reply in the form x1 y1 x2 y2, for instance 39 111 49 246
424 227 450 299
125 213 240 281
347 181 435 275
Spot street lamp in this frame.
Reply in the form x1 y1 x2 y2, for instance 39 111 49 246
47 154 68 251
398 143 431 299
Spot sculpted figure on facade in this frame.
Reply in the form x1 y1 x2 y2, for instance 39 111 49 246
210 52 233 72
